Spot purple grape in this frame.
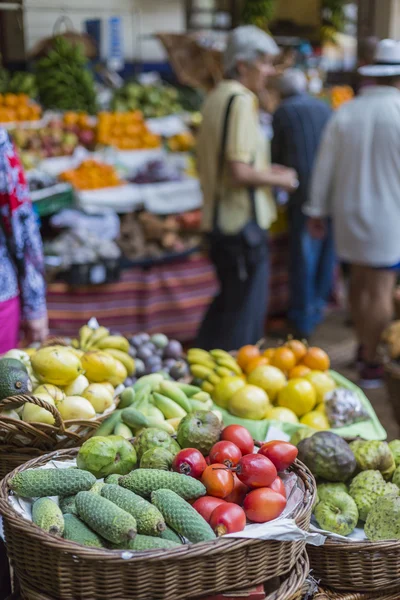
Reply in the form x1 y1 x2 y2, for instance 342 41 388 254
139 333 150 343
130 334 142 348
169 361 189 380
142 342 157 354
163 340 183 360
134 358 146 377
137 346 153 361
163 358 176 370
145 355 162 369
128 346 137 358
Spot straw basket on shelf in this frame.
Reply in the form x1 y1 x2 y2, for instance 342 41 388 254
308 536 400 593
0 394 114 480
315 586 400 600
0 449 316 600
265 551 309 600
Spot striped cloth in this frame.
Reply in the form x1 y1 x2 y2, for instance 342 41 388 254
48 235 289 342
271 92 332 205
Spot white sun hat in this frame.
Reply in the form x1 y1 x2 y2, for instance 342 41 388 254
359 39 400 76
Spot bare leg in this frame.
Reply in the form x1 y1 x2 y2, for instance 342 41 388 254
351 265 395 362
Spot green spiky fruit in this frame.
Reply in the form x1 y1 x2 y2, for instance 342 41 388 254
113 534 180 551
32 498 64 536
75 491 137 544
349 440 396 480
101 484 166 537
365 494 400 540
63 513 106 548
59 495 78 516
10 468 96 498
177 410 221 456
151 489 216 543
120 469 206 501
349 470 398 522
140 447 174 470
133 428 180 461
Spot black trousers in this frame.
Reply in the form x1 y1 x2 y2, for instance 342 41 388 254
0 540 11 600
196 240 269 350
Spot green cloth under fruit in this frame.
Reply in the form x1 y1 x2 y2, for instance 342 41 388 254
213 371 386 442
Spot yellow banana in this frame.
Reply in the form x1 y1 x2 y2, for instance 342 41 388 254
105 349 135 375
210 349 235 362
216 358 242 376
71 339 80 349
79 325 93 350
216 366 236 377
190 364 215 379
188 358 217 371
201 381 214 394
187 348 213 361
96 335 130 352
191 391 212 403
207 372 221 386
86 327 110 350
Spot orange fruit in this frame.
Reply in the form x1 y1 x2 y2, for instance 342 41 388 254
237 345 260 370
285 339 307 363
301 347 330 371
271 347 297 375
263 348 276 361
245 356 269 374
289 365 311 379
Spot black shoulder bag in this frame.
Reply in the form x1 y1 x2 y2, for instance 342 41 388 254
208 94 267 278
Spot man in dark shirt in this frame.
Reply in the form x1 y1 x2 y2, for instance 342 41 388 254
272 69 335 338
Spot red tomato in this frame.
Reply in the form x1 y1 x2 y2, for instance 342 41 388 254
192 496 227 523
210 502 247 536
172 448 208 479
221 424 254 456
225 473 249 505
258 441 298 472
243 488 287 523
235 454 277 489
209 441 242 468
269 476 286 498
201 463 235 498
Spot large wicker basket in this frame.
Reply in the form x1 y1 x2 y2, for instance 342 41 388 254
0 394 115 480
315 587 400 599
0 449 316 600
308 536 400 592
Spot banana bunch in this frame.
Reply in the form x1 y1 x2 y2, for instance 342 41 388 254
8 72 37 97
187 348 242 394
35 37 97 113
108 373 218 436
75 325 135 378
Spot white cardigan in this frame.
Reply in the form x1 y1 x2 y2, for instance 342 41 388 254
304 86 400 267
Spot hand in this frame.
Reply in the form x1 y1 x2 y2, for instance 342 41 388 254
273 167 299 193
307 217 327 240
24 315 49 345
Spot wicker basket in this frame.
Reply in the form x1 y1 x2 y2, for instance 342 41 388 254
315 587 400 600
308 536 400 592
0 449 315 600
0 394 115 480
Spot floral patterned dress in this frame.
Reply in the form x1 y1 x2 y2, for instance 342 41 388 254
0 128 46 321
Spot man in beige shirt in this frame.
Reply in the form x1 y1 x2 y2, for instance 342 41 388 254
196 26 297 350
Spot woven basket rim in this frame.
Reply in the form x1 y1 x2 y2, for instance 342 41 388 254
0 393 117 436
316 535 400 551
0 448 315 564
267 551 309 600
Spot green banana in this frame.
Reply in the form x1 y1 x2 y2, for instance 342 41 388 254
119 387 136 409
145 405 165 421
158 381 191 413
175 382 202 397
93 410 122 437
97 336 130 353
133 374 164 393
153 393 187 419
114 422 133 439
133 384 152 413
215 358 242 376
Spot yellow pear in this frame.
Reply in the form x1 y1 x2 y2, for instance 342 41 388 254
57 396 96 421
31 346 83 386
108 360 127 387
83 384 114 413
81 351 117 383
22 394 56 425
98 382 115 396
63 375 90 397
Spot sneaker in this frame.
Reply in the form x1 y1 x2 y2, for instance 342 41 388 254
359 362 384 389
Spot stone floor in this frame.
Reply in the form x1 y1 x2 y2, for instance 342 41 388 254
267 309 400 441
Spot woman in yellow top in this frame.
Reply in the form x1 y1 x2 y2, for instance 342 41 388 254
196 26 298 350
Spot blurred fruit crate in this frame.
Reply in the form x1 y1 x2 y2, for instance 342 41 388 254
31 185 74 217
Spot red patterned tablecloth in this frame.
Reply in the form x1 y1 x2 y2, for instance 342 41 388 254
48 235 289 342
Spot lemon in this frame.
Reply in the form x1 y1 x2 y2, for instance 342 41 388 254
212 376 245 409
83 384 114 413
57 396 96 420
22 393 55 425
315 402 327 414
63 375 90 397
34 384 65 404
277 378 317 417
305 371 336 403
248 365 287 402
266 406 299 424
229 384 270 420
300 411 330 430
